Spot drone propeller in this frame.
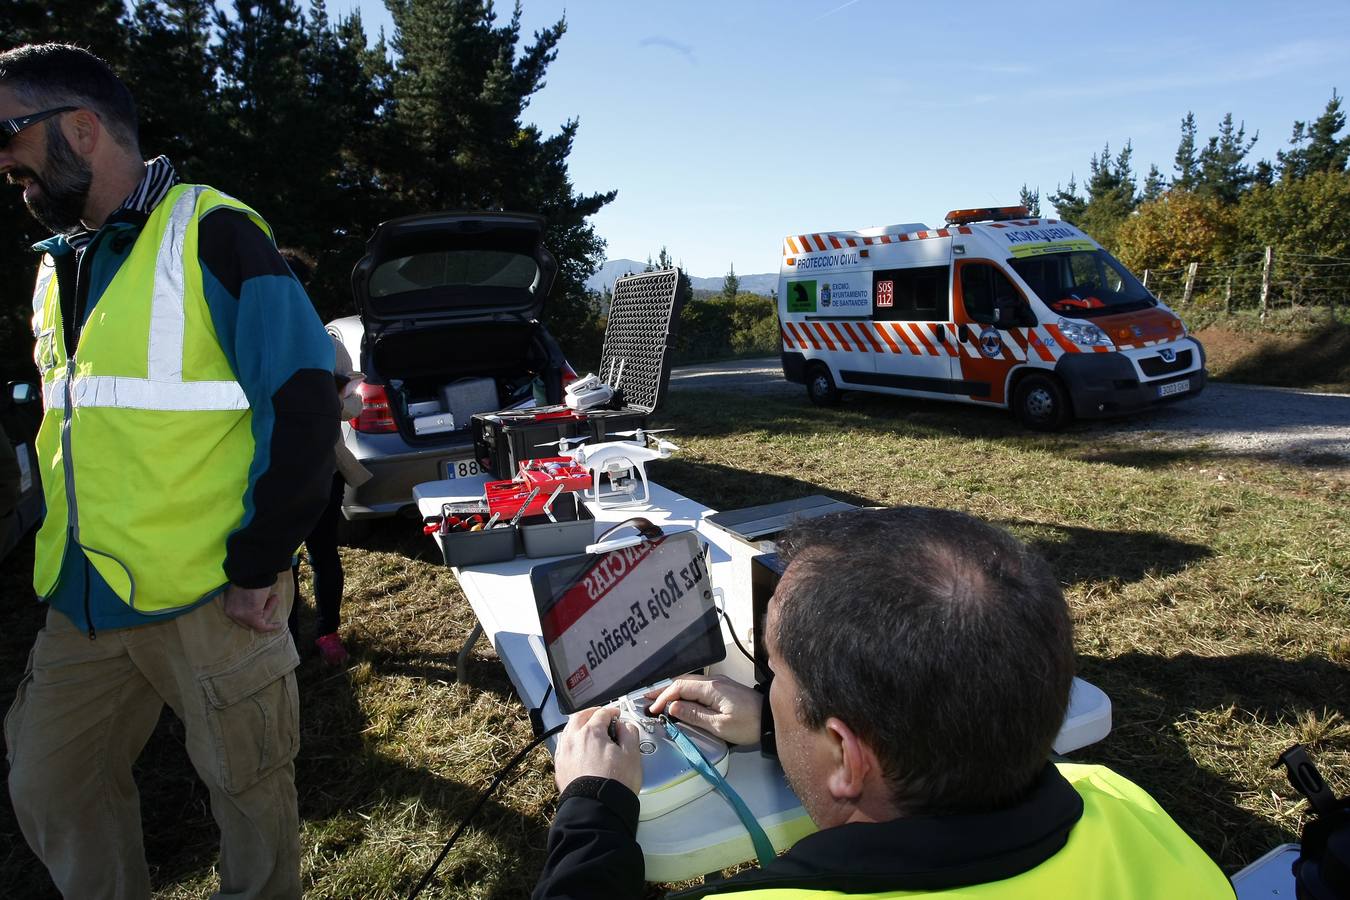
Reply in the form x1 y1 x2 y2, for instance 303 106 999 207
655 438 680 453
535 435 590 450
612 428 675 443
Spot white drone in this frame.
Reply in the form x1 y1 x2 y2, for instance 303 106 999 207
536 428 678 508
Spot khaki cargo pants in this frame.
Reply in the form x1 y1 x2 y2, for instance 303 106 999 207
4 574 301 900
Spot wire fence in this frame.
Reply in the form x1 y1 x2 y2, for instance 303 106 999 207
1141 249 1350 317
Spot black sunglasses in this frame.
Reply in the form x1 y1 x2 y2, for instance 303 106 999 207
0 106 78 148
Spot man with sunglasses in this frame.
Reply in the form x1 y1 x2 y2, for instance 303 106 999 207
1 43 337 899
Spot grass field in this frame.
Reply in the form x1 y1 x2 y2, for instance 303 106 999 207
2 382 1347 899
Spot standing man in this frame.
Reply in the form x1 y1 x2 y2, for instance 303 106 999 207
0 44 337 899
534 507 1236 899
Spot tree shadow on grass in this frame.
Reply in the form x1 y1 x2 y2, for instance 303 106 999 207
1219 324 1350 391
649 458 874 514
1002 519 1214 587
1074 650 1350 872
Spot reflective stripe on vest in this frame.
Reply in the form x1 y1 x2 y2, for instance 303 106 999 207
30 184 271 612
721 765 1233 900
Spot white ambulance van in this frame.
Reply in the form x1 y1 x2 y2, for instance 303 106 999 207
777 206 1206 429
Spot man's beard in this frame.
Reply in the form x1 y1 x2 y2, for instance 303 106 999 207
18 123 93 234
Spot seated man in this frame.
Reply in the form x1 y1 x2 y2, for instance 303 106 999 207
533 506 1235 899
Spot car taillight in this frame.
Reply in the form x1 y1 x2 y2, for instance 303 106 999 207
352 382 397 434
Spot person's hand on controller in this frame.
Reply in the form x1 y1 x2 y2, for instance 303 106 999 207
645 674 762 745
553 706 642 794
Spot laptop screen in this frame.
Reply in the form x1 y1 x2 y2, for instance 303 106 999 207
532 529 726 714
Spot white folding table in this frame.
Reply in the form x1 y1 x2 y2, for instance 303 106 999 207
416 479 1114 881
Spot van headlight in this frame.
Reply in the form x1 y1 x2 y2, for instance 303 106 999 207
1057 318 1113 349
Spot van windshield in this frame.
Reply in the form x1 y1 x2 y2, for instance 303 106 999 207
1008 249 1154 318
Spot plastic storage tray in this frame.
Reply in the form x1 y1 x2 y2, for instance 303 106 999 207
519 495 595 558
434 524 520 568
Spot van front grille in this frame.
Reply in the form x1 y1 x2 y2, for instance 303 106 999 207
1139 349 1193 377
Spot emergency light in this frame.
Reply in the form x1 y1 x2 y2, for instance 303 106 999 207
944 206 1029 226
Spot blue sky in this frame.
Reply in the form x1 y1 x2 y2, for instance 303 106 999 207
337 0 1350 278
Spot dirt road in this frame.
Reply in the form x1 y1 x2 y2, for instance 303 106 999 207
669 357 1350 466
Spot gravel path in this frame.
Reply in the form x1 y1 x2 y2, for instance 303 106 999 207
669 357 1350 466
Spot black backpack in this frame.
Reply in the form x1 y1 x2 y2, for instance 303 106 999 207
1276 745 1350 900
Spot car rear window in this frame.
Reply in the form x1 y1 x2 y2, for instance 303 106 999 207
370 250 541 297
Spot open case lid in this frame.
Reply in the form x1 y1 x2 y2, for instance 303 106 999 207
531 525 724 714
599 268 688 414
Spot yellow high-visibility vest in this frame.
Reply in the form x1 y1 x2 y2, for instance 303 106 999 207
30 184 272 613
727 764 1233 899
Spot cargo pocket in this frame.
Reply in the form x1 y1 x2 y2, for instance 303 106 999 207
3 647 37 768
198 631 300 795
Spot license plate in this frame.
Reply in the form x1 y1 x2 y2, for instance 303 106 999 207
444 458 482 479
1158 379 1189 398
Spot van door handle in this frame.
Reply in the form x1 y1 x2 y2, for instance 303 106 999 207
957 324 970 343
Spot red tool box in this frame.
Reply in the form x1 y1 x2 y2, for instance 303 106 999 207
484 457 591 519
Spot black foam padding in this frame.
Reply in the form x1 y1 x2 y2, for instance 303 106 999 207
599 268 687 414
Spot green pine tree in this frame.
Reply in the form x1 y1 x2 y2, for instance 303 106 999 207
1018 184 1041 217
1196 113 1257 204
722 264 739 299
1174 112 1198 191
1277 90 1350 180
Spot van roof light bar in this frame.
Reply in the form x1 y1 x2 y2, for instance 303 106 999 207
944 206 1029 226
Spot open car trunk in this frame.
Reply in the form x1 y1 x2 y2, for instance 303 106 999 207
371 321 565 444
352 211 563 444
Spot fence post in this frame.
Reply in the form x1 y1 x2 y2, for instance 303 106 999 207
1142 268 1150 288
1225 273 1233 314
1260 245 1273 322
1182 262 1198 305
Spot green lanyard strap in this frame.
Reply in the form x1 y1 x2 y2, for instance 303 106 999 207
660 716 777 867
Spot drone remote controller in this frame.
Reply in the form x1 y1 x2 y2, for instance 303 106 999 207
606 685 730 820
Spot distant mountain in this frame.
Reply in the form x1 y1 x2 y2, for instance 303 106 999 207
585 259 777 297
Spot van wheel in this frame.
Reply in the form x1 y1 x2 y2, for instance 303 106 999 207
1014 375 1070 431
806 365 840 406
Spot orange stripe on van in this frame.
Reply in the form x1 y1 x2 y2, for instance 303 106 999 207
812 323 836 350
841 322 869 351
931 323 958 356
783 322 804 349
890 323 921 354
827 323 853 351
1044 324 1080 354
1092 345 1109 353
828 235 842 249
792 321 820 350
785 236 801 255
846 238 858 247
958 226 973 235
1027 330 1056 362
908 323 938 355
873 322 901 354
780 327 793 349
856 322 884 352
813 235 828 251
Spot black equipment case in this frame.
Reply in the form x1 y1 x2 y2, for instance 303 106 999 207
472 268 687 478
